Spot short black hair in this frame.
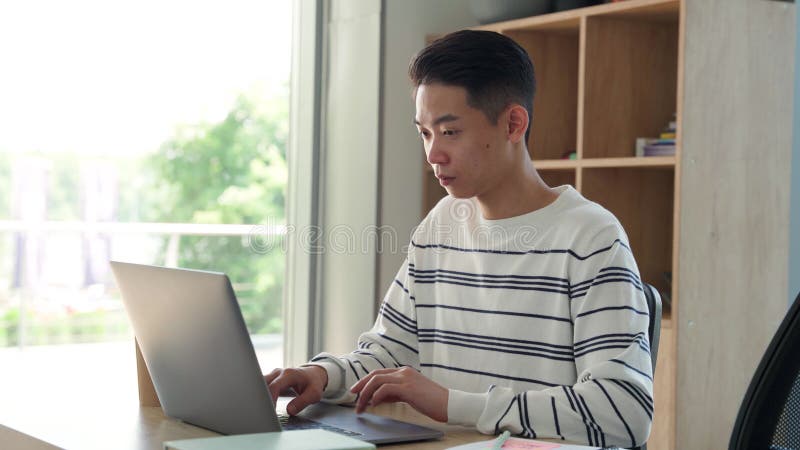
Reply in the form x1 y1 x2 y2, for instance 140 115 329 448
408 30 536 143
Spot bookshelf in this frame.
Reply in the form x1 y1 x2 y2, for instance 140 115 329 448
422 1 682 449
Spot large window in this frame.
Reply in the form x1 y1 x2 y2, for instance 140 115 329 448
0 0 291 390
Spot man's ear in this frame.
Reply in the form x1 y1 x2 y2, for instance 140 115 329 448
506 104 529 144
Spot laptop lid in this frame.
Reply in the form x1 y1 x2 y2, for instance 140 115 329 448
111 261 443 444
111 261 279 435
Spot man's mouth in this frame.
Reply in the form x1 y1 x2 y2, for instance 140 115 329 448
437 174 454 187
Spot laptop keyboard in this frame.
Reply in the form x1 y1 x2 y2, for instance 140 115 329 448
278 413 363 437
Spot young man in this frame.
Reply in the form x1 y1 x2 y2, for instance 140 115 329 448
266 30 653 448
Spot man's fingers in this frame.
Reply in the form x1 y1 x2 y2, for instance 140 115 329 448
350 372 375 394
350 375 370 394
264 368 282 385
268 372 297 403
351 367 400 393
370 383 403 407
287 385 322 416
268 383 282 403
354 373 399 413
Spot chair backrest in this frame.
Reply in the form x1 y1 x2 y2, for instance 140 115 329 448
729 291 800 450
642 283 662 372
629 283 662 450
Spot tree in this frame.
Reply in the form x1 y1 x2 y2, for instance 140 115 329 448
146 89 289 334
0 152 11 220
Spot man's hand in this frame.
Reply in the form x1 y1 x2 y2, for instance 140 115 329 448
265 366 328 416
350 366 448 422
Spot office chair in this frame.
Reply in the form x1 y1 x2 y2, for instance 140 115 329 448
643 283 662 373
729 291 800 450
631 283 662 450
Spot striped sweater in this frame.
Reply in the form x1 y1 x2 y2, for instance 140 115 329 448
310 185 654 447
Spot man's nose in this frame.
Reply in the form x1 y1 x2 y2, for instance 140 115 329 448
426 139 449 166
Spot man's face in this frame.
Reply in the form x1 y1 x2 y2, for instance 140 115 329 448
414 83 512 200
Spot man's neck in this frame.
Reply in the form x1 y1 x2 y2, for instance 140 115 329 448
476 158 560 220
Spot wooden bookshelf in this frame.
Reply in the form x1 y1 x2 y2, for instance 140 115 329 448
582 156 676 168
422 1 682 448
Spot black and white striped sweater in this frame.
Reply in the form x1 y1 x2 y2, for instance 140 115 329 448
311 185 653 447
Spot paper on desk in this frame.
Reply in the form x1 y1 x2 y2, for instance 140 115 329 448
447 436 602 450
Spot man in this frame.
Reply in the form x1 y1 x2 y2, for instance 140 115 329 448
266 30 653 448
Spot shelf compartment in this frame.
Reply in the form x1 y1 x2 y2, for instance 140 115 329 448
588 0 679 22
477 14 580 34
422 170 447 216
539 168 576 189
504 28 579 162
476 0 677 33
581 166 674 296
582 12 679 159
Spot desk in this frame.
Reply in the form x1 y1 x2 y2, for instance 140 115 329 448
0 343 493 449
0 402 490 450
0 343 552 449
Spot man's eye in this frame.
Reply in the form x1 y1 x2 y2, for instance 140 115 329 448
443 129 458 136
419 130 430 139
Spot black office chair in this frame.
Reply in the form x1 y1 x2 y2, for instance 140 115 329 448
643 283 662 373
632 283 662 450
729 291 800 450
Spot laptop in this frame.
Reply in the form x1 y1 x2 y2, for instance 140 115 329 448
110 261 443 445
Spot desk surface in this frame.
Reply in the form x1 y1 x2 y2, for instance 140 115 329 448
1 402 491 450
1 342 573 449
0 343 493 449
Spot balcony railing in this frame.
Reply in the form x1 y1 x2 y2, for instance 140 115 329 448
0 221 287 348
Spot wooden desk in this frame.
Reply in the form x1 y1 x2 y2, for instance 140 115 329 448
0 343 589 449
0 343 494 449
0 401 490 450
0 342 572 449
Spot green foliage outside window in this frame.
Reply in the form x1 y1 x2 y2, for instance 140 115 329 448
0 152 10 220
145 89 289 335
0 88 289 343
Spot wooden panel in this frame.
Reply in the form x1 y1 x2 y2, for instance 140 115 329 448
661 2 684 448
581 156 676 168
0 425 60 450
136 340 160 407
583 16 678 158
476 0 678 33
577 16 587 160
504 30 579 161
677 0 794 448
594 0 678 22
422 170 448 215
649 323 675 450
581 167 674 295
534 159 579 170
539 169 576 189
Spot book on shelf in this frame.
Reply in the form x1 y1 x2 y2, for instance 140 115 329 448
634 113 677 156
636 137 675 157
643 144 675 157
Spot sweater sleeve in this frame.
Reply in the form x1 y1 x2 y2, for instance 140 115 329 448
446 230 654 448
306 257 420 403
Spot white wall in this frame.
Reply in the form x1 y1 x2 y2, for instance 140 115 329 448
376 0 479 300
311 0 485 357
317 0 383 354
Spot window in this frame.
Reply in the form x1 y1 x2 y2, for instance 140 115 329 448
0 0 292 400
